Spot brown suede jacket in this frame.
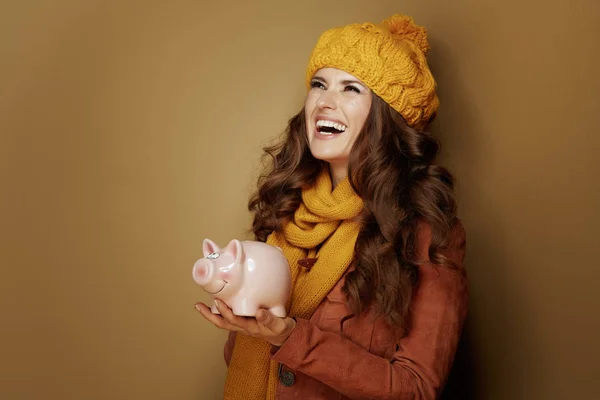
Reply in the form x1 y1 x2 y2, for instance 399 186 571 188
224 222 468 400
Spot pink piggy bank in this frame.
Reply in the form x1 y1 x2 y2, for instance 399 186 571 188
192 238 291 318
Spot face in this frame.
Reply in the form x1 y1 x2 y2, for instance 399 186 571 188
304 68 372 170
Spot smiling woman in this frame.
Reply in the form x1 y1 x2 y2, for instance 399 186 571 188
195 13 466 400
305 68 372 186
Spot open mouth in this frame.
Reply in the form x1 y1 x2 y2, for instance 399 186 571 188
316 120 347 135
205 280 227 295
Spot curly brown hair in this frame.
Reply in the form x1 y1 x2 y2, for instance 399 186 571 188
248 94 458 330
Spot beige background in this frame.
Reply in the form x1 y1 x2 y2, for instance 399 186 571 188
1 0 598 399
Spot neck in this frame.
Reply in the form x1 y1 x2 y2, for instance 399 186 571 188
328 162 348 189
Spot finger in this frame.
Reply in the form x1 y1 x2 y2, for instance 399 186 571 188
196 303 241 331
213 299 258 332
195 302 243 332
256 309 285 334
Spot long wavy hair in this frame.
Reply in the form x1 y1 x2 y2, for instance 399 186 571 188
248 94 458 330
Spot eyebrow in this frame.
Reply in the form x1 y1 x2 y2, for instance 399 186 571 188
312 76 366 88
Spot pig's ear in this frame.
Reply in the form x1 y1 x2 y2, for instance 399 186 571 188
225 239 244 264
202 238 220 257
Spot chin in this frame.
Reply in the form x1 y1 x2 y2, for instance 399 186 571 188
311 150 347 165
310 152 336 164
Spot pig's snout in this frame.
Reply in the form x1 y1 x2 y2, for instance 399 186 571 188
192 259 213 286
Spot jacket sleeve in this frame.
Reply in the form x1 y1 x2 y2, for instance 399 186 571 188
271 223 468 400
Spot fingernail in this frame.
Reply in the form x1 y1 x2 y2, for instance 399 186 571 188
194 303 201 311
213 299 219 307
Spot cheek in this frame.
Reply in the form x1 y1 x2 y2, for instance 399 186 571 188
304 92 318 115
347 98 370 125
304 98 317 142
217 271 231 281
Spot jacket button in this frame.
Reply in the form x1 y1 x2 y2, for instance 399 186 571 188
280 371 295 387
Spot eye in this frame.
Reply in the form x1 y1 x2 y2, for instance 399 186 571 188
310 80 326 90
345 85 361 93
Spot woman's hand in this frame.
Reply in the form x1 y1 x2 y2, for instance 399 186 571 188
195 299 296 347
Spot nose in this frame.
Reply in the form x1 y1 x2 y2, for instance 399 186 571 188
316 89 338 110
192 259 212 285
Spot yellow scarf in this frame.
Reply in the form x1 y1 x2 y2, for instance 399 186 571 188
223 168 363 399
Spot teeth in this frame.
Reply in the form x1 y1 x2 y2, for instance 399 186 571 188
316 120 347 132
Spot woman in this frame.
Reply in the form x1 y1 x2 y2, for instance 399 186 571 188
195 14 468 400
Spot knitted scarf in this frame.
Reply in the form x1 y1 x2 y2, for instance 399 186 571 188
223 168 363 399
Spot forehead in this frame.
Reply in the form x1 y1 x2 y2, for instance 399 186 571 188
313 67 365 84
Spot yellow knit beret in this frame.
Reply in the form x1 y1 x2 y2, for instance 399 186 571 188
306 14 439 129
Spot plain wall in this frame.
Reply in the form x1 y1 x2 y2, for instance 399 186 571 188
1 0 598 399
